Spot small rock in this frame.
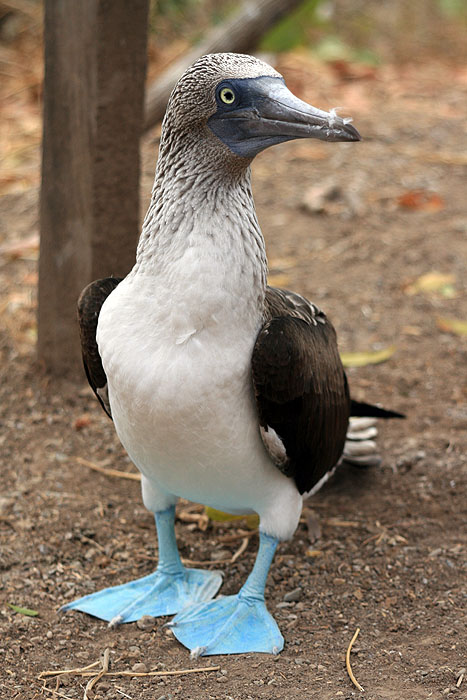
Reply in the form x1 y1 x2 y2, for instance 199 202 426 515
137 615 156 630
216 676 228 683
46 630 53 639
210 549 230 561
132 662 148 673
284 587 302 603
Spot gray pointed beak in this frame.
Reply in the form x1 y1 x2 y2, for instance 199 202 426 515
252 78 361 143
209 76 361 158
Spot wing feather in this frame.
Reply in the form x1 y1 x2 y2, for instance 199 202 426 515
77 277 122 418
252 287 350 494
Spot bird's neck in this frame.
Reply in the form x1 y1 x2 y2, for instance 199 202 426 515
134 131 268 309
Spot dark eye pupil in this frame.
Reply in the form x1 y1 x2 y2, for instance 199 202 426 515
224 91 233 101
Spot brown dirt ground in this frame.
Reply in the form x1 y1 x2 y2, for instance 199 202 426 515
1 55 466 700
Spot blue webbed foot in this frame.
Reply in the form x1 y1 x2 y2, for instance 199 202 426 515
61 567 223 625
170 592 283 656
61 505 222 625
170 531 283 656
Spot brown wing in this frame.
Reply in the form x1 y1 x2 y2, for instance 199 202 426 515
252 286 350 494
77 277 122 418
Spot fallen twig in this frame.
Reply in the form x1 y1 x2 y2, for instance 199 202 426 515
39 661 101 679
230 536 249 563
74 456 141 481
39 661 220 680
346 628 364 693
83 647 110 699
39 683 75 700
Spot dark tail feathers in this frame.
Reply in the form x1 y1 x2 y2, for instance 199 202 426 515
350 399 405 420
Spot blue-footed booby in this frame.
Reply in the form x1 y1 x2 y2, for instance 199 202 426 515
63 53 402 656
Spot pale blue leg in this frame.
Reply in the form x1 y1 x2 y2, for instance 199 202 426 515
169 532 283 656
61 505 222 625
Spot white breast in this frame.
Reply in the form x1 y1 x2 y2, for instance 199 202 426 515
96 246 301 539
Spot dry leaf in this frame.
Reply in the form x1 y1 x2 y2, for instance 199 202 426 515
74 414 92 431
340 346 396 368
405 271 456 296
436 317 467 336
397 189 444 211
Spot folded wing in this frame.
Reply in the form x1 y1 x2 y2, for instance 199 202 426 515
252 287 350 494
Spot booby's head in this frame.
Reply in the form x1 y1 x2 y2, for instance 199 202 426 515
163 53 360 162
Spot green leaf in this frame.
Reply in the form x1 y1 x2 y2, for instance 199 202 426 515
340 346 396 368
205 507 259 530
260 0 323 52
8 604 39 617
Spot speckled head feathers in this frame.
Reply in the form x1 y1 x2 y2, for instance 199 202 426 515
164 53 281 128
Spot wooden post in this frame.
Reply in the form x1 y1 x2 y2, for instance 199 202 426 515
38 0 149 377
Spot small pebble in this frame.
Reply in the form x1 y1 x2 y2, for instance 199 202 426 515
132 662 148 673
284 587 302 603
216 676 228 683
137 615 156 630
46 630 53 639
211 549 230 561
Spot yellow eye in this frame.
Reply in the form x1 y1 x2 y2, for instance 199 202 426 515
220 87 236 105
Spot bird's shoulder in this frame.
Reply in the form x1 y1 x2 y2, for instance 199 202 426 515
264 285 327 327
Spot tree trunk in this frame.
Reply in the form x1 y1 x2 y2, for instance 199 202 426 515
38 0 149 377
143 0 304 131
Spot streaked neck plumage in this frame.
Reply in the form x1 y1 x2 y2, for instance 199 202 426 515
134 123 268 320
